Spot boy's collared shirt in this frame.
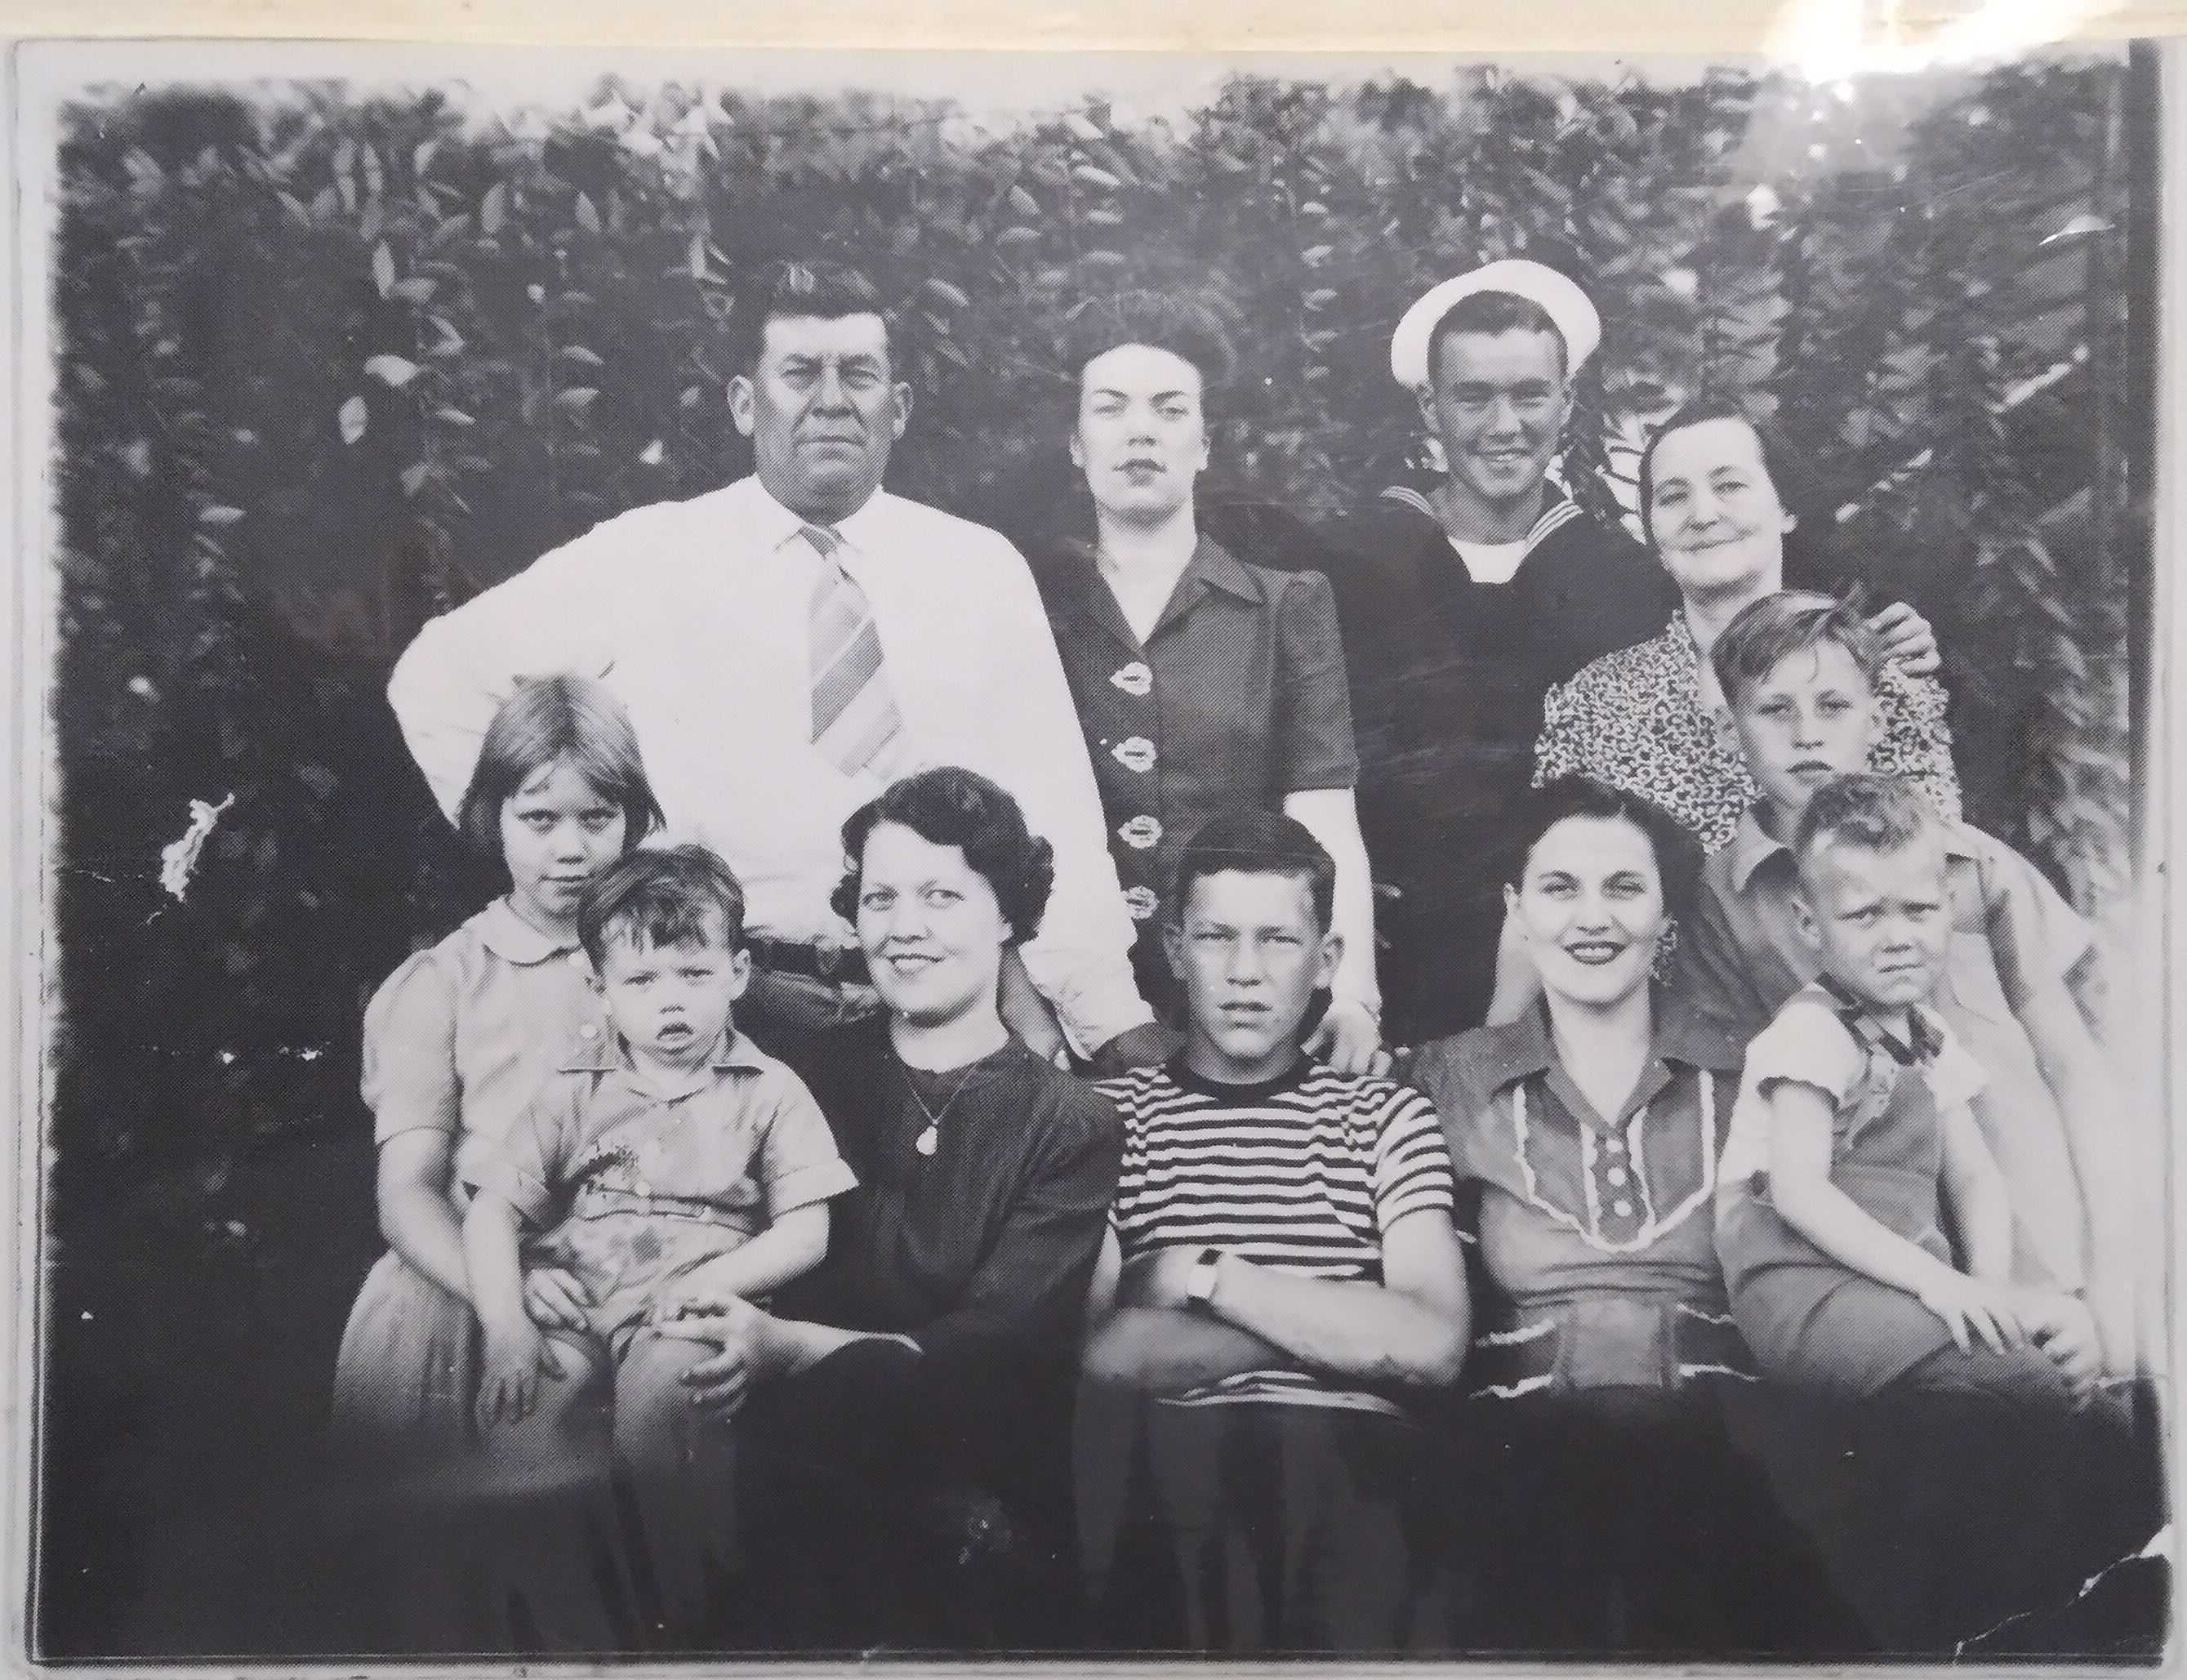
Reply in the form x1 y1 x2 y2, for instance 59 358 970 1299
468 1026 854 1327
1686 805 2094 1286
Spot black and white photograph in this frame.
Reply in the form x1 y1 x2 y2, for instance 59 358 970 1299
9 29 2176 1664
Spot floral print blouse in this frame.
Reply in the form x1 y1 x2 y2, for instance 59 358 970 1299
1532 611 1962 853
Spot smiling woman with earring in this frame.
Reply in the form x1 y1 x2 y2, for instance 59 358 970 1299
659 765 1122 1650
1410 775 1864 1655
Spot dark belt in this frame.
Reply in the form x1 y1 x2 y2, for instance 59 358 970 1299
746 935 870 986
1468 1296 1757 1400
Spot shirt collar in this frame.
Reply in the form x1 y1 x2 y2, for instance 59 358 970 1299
1179 534 1263 604
477 897 581 967
1471 990 1744 1095
747 476 890 558
1727 803 1796 893
1726 804 1978 894
1813 976 1947 1067
1380 484 1584 564
1146 535 1261 639
560 1026 768 1077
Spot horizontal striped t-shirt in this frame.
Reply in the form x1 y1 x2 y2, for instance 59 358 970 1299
1098 1056 1456 1415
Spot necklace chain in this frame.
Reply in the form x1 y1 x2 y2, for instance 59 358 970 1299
906 1062 982 1139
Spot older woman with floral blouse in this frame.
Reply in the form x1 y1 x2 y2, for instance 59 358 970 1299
1530 399 1959 850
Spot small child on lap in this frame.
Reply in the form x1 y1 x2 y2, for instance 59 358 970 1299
1713 774 2098 1406
461 844 854 1631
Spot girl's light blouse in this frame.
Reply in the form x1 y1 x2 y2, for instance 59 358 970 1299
360 896 610 1193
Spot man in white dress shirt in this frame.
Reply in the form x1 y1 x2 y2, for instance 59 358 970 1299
389 259 1167 1071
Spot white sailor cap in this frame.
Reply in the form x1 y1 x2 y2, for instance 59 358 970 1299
1388 258 1601 389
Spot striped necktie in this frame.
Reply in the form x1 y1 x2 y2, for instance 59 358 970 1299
801 524 911 782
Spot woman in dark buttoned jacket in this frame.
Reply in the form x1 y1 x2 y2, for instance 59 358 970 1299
1025 292 1383 1071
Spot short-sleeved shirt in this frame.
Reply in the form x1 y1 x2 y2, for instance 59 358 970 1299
1029 535 1357 938
1715 987 1988 1393
1679 805 2094 1287
1533 611 1963 853
468 1028 855 1339
1409 1001 1744 1320
1098 1056 1455 1415
361 896 611 1194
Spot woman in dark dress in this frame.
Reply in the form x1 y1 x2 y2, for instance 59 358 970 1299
1024 292 1383 1071
667 767 1121 1650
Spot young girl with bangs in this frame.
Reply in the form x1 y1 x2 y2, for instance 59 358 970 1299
332 672 664 1463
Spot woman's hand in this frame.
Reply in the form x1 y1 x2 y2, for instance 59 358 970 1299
474 1322 559 1433
671 1295 781 1418
523 1267 594 1337
1304 997 1383 1074
1915 1270 2025 1355
1865 600 1940 676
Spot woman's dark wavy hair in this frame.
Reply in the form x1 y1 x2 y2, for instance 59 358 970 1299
1506 774 1704 922
831 766 1056 947
1634 396 1842 565
1064 289 1238 394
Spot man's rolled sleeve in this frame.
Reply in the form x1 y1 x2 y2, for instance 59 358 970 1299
386 536 622 822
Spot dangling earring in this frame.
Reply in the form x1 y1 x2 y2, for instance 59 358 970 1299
1652 917 1680 981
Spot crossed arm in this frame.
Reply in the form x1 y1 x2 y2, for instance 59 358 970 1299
1080 1210 1468 1393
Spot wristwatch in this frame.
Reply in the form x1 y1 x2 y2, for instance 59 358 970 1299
1184 1247 1223 1312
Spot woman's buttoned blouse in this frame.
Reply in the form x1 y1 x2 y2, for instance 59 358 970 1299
1410 1002 1745 1314
1030 535 1358 929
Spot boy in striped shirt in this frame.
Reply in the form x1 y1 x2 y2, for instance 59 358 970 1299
1080 810 1467 1651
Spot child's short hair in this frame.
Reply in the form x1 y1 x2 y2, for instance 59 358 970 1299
1509 775 1703 920
456 674 666 857
1712 590 1882 713
831 767 1055 947
579 845 747 970
1171 810 1337 933
1792 773 1942 880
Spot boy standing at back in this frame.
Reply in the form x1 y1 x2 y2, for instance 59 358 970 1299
1080 812 1467 1651
1677 592 2138 1374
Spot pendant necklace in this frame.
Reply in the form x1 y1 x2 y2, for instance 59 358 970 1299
906 1062 982 1157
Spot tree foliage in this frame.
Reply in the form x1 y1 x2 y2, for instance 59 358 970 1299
51 61 2133 1249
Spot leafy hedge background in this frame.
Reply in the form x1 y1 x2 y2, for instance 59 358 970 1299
42 56 2144 1653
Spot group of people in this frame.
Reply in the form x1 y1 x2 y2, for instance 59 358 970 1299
327 254 2158 1655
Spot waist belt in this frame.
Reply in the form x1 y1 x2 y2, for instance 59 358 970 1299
567 1182 759 1235
1468 1296 1757 1401
747 936 870 986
